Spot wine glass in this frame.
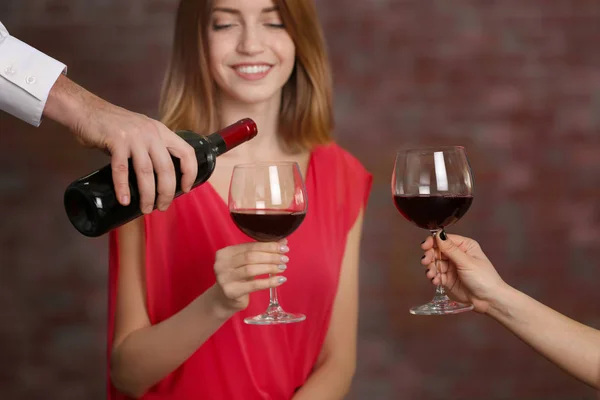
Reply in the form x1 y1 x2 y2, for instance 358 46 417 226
392 146 474 315
228 161 308 325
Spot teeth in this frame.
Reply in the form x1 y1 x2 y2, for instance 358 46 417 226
237 65 271 74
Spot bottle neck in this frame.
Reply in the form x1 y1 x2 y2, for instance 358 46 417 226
206 132 227 156
207 118 258 156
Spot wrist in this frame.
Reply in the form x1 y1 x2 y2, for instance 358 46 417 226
202 286 236 321
44 74 92 132
483 282 520 320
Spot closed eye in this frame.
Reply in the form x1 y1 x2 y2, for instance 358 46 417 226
265 23 285 28
212 23 236 31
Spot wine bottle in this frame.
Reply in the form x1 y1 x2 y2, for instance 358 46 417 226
64 118 258 237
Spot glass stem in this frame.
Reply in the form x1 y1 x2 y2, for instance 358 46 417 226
268 274 280 308
431 229 447 301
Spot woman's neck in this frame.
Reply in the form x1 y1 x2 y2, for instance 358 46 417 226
217 94 284 161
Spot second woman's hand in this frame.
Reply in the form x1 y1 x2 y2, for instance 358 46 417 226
420 232 508 314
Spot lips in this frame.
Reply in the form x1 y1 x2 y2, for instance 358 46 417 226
232 63 273 81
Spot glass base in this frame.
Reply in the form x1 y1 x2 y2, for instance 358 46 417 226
410 294 474 316
244 304 306 325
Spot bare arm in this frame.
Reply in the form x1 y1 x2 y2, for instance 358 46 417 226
109 219 230 398
293 209 364 400
487 285 600 388
422 233 600 389
110 219 289 398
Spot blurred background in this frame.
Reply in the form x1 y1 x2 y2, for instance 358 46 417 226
2 0 600 398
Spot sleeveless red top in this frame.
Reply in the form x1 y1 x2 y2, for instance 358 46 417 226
107 143 372 399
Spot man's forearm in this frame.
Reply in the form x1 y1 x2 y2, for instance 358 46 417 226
43 74 92 131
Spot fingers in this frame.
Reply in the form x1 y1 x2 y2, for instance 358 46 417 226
148 142 176 211
228 250 289 272
424 261 442 286
420 247 449 273
229 263 287 282
214 241 291 300
420 248 436 265
423 258 451 275
110 146 132 206
216 240 288 261
425 264 436 280
425 261 456 287
220 275 286 300
246 275 287 292
421 232 487 274
130 145 157 214
421 233 474 251
97 111 185 212
162 130 198 193
420 236 435 251
435 231 473 268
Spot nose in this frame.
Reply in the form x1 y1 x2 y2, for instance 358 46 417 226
237 25 264 55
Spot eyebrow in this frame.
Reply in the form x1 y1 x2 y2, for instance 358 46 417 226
212 6 278 15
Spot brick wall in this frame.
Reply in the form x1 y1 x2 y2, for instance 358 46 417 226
1 0 599 399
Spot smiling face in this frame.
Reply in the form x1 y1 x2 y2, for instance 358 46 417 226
207 0 296 106
160 0 333 151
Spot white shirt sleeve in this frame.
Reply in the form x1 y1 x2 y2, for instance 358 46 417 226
0 21 67 127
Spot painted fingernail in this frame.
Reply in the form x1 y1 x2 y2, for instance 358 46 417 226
440 230 447 241
281 255 289 263
280 245 289 253
278 264 287 271
277 276 287 284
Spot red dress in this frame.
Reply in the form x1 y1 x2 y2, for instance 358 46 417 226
107 143 372 400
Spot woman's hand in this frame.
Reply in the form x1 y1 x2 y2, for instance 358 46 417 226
421 232 508 314
209 239 290 317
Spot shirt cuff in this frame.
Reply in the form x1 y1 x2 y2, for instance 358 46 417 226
0 35 67 127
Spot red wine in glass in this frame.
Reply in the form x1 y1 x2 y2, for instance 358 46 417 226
230 210 306 242
393 195 473 231
229 162 308 325
392 146 475 315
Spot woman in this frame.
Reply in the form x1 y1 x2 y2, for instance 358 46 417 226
107 0 372 399
421 232 600 389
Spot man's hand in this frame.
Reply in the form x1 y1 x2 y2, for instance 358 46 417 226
44 75 198 213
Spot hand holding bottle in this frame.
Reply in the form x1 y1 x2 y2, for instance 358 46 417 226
63 118 257 237
72 101 198 214
44 75 199 213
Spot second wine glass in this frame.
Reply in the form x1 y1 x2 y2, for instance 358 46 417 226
228 161 307 325
392 146 475 315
